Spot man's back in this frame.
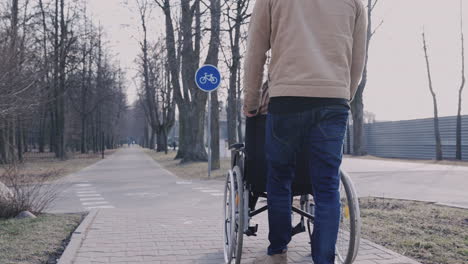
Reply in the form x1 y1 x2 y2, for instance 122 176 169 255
243 2 368 263
243 0 366 113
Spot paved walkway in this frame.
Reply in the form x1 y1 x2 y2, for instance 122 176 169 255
55 148 423 264
341 157 468 208
70 209 419 264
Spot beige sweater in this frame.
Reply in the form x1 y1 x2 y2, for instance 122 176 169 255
243 0 368 112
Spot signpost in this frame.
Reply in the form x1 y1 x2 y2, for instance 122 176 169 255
195 65 221 178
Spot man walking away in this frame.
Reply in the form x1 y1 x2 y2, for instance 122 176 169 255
243 0 367 264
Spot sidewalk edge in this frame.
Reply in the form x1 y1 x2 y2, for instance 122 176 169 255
58 209 99 264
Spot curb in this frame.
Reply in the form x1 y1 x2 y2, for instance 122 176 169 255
369 196 468 210
58 209 99 264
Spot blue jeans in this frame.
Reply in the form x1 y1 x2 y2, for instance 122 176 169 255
265 105 349 264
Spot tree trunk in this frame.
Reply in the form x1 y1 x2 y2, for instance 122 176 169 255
236 61 244 143
49 110 56 153
181 106 208 162
422 31 443 161
456 0 465 160
81 116 87 153
227 56 239 146
433 103 443 161
16 120 23 162
456 112 463 160
8 121 16 163
0 127 7 164
149 128 156 150
206 0 221 169
157 0 220 163
156 130 167 152
351 87 366 156
226 0 245 146
143 122 149 148
350 0 379 156
227 68 238 146
38 109 46 153
175 113 186 159
163 128 168 154
1 125 10 164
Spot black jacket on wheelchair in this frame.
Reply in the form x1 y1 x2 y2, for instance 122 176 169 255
232 115 314 196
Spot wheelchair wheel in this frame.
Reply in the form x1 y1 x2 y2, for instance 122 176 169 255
336 169 361 264
223 166 245 264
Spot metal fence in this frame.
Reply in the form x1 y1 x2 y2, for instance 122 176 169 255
345 115 468 161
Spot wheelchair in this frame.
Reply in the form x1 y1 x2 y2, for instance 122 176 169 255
223 115 361 264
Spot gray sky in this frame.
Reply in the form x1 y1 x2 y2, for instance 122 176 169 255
87 0 468 121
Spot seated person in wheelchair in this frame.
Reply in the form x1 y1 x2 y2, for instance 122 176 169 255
243 1 367 264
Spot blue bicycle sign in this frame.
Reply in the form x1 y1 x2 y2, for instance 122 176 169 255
195 65 221 92
199 73 218 85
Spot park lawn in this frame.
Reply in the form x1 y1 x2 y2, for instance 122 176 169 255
0 214 83 264
0 149 117 182
145 149 231 180
360 197 468 264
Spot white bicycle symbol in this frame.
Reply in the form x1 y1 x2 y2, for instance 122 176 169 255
199 73 218 85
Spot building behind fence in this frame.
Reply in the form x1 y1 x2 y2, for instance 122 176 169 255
345 115 468 161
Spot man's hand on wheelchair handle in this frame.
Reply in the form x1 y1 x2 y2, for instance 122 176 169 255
244 108 258 118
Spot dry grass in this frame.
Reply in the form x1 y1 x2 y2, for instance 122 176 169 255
360 197 468 264
0 213 83 264
0 150 117 218
145 150 231 180
0 149 117 182
345 155 468 167
0 166 61 218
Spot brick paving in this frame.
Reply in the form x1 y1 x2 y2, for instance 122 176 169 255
72 208 420 264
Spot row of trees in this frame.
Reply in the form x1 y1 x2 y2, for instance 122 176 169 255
423 0 465 161
134 0 377 168
136 0 466 164
131 0 382 169
0 0 127 164
135 0 175 154
132 0 222 166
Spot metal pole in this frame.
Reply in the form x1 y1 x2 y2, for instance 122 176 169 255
208 92 212 178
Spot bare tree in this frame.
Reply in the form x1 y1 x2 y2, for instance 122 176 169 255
136 0 157 150
351 0 383 156
135 0 175 153
422 30 443 161
0 0 20 164
0 0 127 163
137 39 176 154
206 0 222 170
155 0 222 163
222 0 251 146
456 0 465 160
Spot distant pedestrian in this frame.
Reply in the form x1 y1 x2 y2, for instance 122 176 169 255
243 1 367 264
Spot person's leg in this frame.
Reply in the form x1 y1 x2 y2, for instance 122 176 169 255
304 106 349 264
265 112 302 256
